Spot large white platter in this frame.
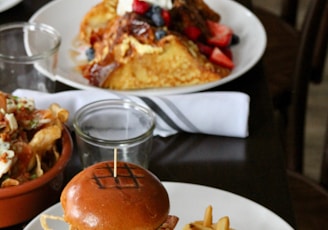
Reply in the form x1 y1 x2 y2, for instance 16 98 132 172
29 0 266 96
24 182 293 230
0 0 22 13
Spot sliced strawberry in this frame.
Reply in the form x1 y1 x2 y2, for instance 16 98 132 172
161 9 171 27
206 20 233 47
184 26 202 41
197 42 214 57
220 47 233 60
210 47 234 69
132 0 151 15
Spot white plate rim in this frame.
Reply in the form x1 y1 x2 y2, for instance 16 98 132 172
29 0 267 96
24 181 294 230
0 0 22 13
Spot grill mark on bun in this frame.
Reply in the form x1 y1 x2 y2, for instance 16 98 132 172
91 162 146 189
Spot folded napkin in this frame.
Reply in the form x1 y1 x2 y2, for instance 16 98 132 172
13 89 250 138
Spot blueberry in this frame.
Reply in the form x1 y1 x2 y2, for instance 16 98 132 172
147 5 165 27
85 47 95 61
145 8 153 18
151 5 162 14
230 34 240 46
155 29 167 40
152 12 165 27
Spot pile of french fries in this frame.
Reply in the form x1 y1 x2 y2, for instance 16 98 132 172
183 205 232 230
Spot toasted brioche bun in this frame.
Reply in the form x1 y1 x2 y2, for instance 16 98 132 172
60 161 170 230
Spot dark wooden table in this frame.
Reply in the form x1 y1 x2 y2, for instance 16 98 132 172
1 0 295 229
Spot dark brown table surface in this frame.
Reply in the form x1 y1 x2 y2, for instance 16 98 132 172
1 0 295 229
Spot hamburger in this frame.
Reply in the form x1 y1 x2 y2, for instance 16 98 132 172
60 161 178 229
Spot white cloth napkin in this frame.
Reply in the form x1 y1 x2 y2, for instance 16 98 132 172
13 89 250 138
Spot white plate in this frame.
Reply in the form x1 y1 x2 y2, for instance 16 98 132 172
0 0 22 13
24 182 293 230
29 0 266 96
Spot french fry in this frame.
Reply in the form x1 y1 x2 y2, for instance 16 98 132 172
203 205 213 227
183 205 232 230
184 223 214 230
215 216 230 230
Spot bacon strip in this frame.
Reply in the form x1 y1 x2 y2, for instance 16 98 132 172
158 215 179 229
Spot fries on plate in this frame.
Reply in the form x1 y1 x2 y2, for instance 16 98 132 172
183 205 232 230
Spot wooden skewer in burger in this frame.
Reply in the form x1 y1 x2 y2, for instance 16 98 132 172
60 150 178 230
